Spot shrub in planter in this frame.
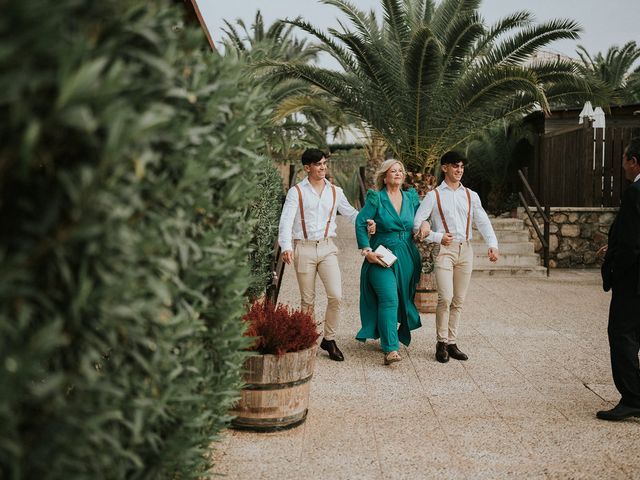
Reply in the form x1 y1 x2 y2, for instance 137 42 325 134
405 171 437 197
403 174 439 313
243 300 320 355
230 301 320 431
413 241 440 313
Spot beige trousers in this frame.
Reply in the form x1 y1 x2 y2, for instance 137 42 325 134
293 238 341 340
434 241 474 344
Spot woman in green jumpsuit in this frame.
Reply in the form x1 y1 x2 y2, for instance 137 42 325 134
355 160 429 364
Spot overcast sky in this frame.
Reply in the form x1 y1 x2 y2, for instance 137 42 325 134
198 0 639 68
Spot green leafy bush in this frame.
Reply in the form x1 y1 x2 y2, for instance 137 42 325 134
328 147 367 207
0 1 270 478
463 122 534 214
247 162 285 300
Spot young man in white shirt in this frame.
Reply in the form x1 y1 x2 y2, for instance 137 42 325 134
413 151 499 363
278 148 373 361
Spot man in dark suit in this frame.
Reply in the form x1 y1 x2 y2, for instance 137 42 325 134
597 137 640 421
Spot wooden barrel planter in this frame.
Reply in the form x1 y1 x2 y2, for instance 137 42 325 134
230 345 317 432
415 272 438 314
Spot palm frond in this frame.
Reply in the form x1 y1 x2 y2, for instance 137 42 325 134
221 20 245 51
471 11 532 60
321 0 381 41
575 45 596 70
266 19 286 41
439 12 484 75
443 66 547 141
330 30 406 113
252 11 265 43
486 19 581 66
611 41 640 87
405 25 442 141
382 0 411 53
284 18 357 71
574 41 640 104
432 0 480 39
263 61 364 113
402 0 427 30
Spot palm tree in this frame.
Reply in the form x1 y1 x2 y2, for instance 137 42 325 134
222 10 320 63
576 41 640 105
463 120 535 213
266 0 595 173
222 11 352 161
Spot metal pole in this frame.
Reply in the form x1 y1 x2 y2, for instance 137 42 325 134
267 164 296 304
358 166 366 208
544 205 550 276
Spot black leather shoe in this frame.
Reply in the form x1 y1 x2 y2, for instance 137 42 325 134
435 341 449 363
596 402 640 421
447 344 468 361
320 339 344 361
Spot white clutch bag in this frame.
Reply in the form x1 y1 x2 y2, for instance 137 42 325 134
374 245 397 268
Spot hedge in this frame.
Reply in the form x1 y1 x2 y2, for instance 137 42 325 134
247 162 285 300
0 1 270 478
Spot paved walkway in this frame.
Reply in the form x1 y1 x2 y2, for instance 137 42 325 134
211 217 639 479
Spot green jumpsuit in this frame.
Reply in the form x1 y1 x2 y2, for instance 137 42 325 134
355 188 422 352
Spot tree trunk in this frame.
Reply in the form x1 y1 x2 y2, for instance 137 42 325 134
363 135 387 188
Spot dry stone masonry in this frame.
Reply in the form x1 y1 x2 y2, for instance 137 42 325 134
523 207 617 268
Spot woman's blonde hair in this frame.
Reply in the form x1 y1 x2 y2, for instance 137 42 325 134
374 159 406 190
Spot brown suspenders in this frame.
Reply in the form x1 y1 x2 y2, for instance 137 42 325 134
294 185 307 239
434 187 472 240
325 184 337 237
294 183 337 240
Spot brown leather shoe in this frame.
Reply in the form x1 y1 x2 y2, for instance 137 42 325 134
447 343 468 361
435 341 449 363
320 338 344 361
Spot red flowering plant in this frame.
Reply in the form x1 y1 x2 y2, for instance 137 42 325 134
243 300 320 356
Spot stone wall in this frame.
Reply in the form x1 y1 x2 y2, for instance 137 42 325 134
523 207 617 268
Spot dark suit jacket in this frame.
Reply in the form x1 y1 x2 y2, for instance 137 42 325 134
602 179 640 294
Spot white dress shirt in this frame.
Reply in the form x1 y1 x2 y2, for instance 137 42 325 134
278 177 358 251
635 173 640 183
413 181 498 249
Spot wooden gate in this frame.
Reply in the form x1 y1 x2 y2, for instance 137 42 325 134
531 125 640 207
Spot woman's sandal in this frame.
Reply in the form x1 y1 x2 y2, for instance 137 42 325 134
384 350 402 365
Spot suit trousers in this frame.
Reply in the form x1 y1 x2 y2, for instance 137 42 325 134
434 241 474 344
608 272 640 408
293 238 341 340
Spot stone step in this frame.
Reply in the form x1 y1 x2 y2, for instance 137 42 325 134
469 216 544 277
472 230 530 243
474 253 540 268
470 241 534 254
471 265 547 277
484 218 526 231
